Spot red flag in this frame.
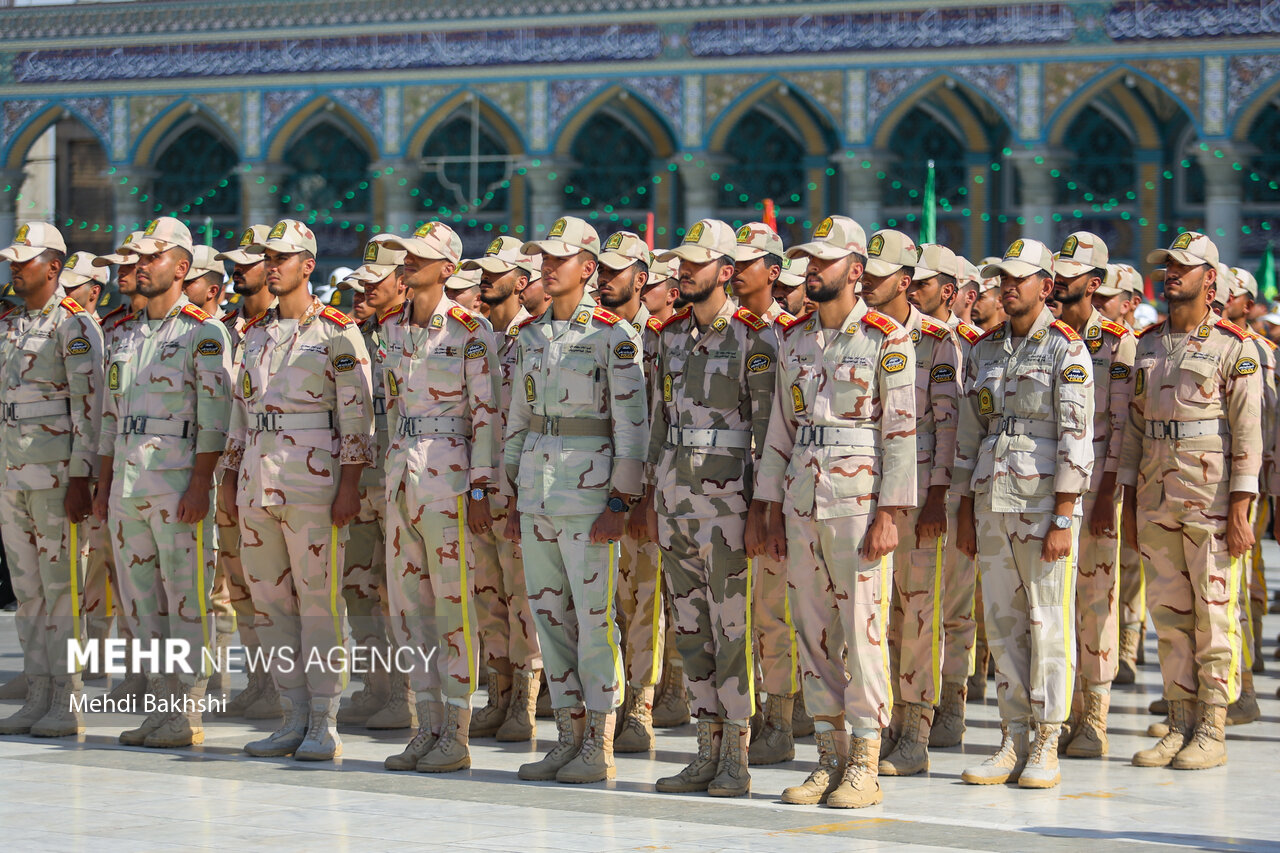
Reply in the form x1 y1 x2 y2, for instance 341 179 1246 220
763 198 776 231
644 212 655 249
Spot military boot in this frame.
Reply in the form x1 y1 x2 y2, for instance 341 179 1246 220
655 720 722 793
366 672 416 730
144 680 206 748
0 675 52 735
243 689 310 757
879 702 904 760
828 734 882 808
1018 723 1062 788
218 668 264 717
1149 697 1168 715
1115 628 1140 685
105 671 147 705
28 674 84 738
0 672 28 701
244 675 283 720
651 662 690 728
968 637 990 701
418 704 471 773
1133 698 1193 767
1147 716 1171 738
496 668 539 741
929 680 966 748
118 675 176 745
206 632 232 700
708 721 751 797
614 684 655 753
557 709 615 783
1172 702 1227 770
468 668 511 738
384 699 443 770
880 703 930 776
1066 689 1110 758
792 686 815 737
781 729 848 805
1058 689 1083 754
749 693 795 765
961 721 1029 784
518 707 584 781
1227 671 1260 726
294 697 342 761
337 667 389 726
1251 599 1265 672
535 680 553 719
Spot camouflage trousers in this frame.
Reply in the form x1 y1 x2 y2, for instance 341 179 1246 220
386 484 477 705
0 487 79 677
975 509 1078 725
212 495 259 647
81 514 117 642
472 495 541 676
1138 513 1242 706
111 491 216 686
659 511 753 722
520 511 624 713
888 498 946 707
239 503 348 699
1074 493 1121 688
616 533 664 687
1118 503 1146 632
939 493 977 683
754 554 800 697
786 511 891 731
343 484 390 657
1238 500 1270 669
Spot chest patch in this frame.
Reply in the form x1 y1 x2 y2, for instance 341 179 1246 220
108 362 121 391
978 387 994 415
790 383 805 413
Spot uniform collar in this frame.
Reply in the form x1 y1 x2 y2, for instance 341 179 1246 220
837 298 869 336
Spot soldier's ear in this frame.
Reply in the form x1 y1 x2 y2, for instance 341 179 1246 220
634 269 649 291
300 255 316 278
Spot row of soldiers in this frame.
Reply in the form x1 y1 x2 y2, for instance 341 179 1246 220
0 209 1267 808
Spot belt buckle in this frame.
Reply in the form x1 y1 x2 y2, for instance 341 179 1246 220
1151 421 1169 440
545 416 559 436
1 402 14 423
402 418 421 438
253 412 278 432
999 417 1015 436
126 415 146 435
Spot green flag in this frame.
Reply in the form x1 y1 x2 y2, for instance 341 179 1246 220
920 159 936 244
1259 242 1277 302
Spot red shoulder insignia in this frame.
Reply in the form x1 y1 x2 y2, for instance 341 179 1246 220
592 306 621 326
861 310 898 335
918 317 947 340
1099 318 1129 338
221 311 238 326
733 307 767 331
1215 317 1248 340
517 314 539 330
974 324 1004 343
448 305 479 332
59 296 85 314
956 321 981 344
659 306 692 332
645 316 663 334
773 311 796 327
779 310 811 331
1051 319 1081 342
0 306 16 322
1137 322 1162 338
1261 336 1278 351
321 306 354 327
378 302 407 324
181 304 211 322
100 305 125 323
112 310 137 330
243 311 269 332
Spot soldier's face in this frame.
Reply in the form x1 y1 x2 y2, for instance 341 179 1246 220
116 263 138 296
1224 293 1252 323
971 287 1001 325
1092 290 1125 320
183 274 221 312
1052 270 1093 308
732 256 776 301
520 277 549 313
364 270 402 313
1162 261 1212 307
805 254 855 304
232 260 266 296
8 252 57 297
62 282 96 312
541 251 594 298
999 272 1050 319
451 286 482 312
479 267 524 305
860 269 908 309
678 257 730 305
264 249 314 297
598 263 645 309
402 253 452 291
907 275 947 316
350 290 374 322
135 247 190 298
773 282 805 315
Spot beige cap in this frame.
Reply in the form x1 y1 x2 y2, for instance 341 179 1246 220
134 217 194 256
777 255 808 288
384 221 463 263
93 230 144 267
732 222 785 263
184 245 226 282
461 235 536 276
646 253 675 285
981 239 1055 279
597 231 651 271
1054 231 1109 277
658 219 736 264
912 244 962 281
338 266 377 294
215 224 272 264
865 229 918 277
1096 264 1127 297
59 252 109 290
522 216 601 258
1 221 67 263
249 219 317 256
786 216 867 261
958 257 982 288
1213 263 1234 306
1231 267 1259 299
1147 231 1219 268
445 266 482 291
357 237 407 280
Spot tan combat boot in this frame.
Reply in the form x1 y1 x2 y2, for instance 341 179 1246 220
468 668 511 738
557 709 616 783
968 636 990 701
961 721 1029 784
1226 671 1260 726
1018 723 1062 788
244 689 311 757
28 674 83 738
0 675 53 735
880 702 930 776
206 632 232 700
418 703 471 773
879 702 903 760
1133 698 1193 767
929 681 966 748
781 728 848 805
708 721 751 797
366 672 416 730
535 680 553 719
119 675 176 745
1058 689 1083 754
1149 697 1168 715
0 672 28 701
496 668 539 741
219 668 265 717
1066 689 1109 758
106 670 147 705
294 697 342 761
1172 702 1227 770
385 699 443 770
1115 628 1139 685
143 680 207 747
828 734 882 808
748 693 795 765
792 686 815 737
337 667 390 726
651 661 690 728
614 684 655 753
518 707 584 781
655 720 722 793
244 675 283 719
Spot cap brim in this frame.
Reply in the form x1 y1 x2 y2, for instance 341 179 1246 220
134 237 195 255
522 240 590 258
357 263 397 279
1146 248 1209 267
183 267 224 282
58 272 97 290
658 245 726 264
338 279 366 293
786 242 851 261
247 239 310 255
598 252 646 270
463 257 520 274
1094 286 1125 297
93 252 135 267
214 249 258 264
1054 259 1095 277
732 245 769 263
980 260 1043 279
911 265 942 280
0 245 43 263
445 278 479 290
865 259 906 277
776 274 805 288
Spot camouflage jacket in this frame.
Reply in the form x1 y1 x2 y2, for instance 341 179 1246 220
101 294 231 497
504 293 648 515
358 309 395 491
646 299 778 517
492 305 532 498
1247 332 1277 491
903 304 962 491
756 300 918 519
0 293 104 489
954 306 1094 513
1077 309 1136 490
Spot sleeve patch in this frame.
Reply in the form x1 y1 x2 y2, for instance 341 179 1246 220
465 340 488 359
1109 363 1131 380
930 364 956 383
196 338 224 357
880 352 907 373
1062 365 1088 383
66 336 91 356
333 354 358 373
613 341 638 361
746 353 772 373
1235 357 1259 376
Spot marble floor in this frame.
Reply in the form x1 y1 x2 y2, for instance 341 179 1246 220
1 565 1278 852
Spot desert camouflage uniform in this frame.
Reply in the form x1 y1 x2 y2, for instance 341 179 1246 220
1240 332 1275 667
954 307 1094 725
756 303 917 730
504 295 648 712
222 298 374 700
78 305 115 650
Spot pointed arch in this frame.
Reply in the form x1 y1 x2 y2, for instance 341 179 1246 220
133 99 239 168
871 72 1015 151
707 77 835 157
404 89 525 160
1045 65 1187 150
265 96 376 164
553 85 677 160
4 102 109 170
1231 74 1280 143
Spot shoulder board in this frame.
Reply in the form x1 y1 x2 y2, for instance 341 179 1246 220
956 321 981 344
1137 322 1162 339
861 310 897 335
1099 318 1129 338
321 306 354 327
517 314 539 330
243 311 269 332
773 311 795 327
645 316 663 334
1261 336 1278 352
659 306 692 332
59 296 85 315
378 303 407 324
111 310 137 330
447 305 479 332
1051 319 1081 342
592 306 621 326
180 304 210 322
1215 317 1248 341
974 324 1004 344
0 306 16 322
779 310 811 331
733 307 767 331
100 305 125 323
221 311 237 326
918 317 947 339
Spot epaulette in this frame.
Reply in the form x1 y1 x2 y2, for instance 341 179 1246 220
221 311 238 326
733 307 767 331
1260 335 1278 352
0 306 16 322
974 324 1004 344
378 303 407 324
448 305 479 332
1137 322 1162 338
59 296 85 314
112 310 137 330
100 305 126 325
592 306 621 326
774 311 796 327
243 311 269 332
1099 318 1129 338
956 321 981 344
517 314 539 330
180 304 211 322
659 306 692 332
645 316 663 334
1215 317 1248 341
779 311 811 331
321 306 354 327
918 317 947 340
861 310 898 335
1051 319 1081 342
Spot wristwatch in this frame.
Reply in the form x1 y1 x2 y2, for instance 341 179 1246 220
1052 514 1072 530
607 496 627 513
470 487 486 501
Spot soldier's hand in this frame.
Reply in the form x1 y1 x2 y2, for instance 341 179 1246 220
504 504 522 544
627 491 652 543
744 500 769 558
859 508 899 561
1040 527 1073 563
590 504 626 544
1226 497 1255 558
956 498 978 559
1121 488 1138 550
65 477 93 524
1089 489 1118 538
331 485 360 528
467 492 493 536
915 487 948 542
219 477 239 526
764 503 787 561
176 483 211 525
92 479 110 522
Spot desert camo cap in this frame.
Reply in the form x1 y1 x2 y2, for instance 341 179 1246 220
521 216 600 258
93 230 145 267
184 244 226 282
981 238 1055 279
215 224 272 264
1054 231 1109 277
912 244 962 281
248 219 318 256
598 230 652 270
786 215 867 261
58 251 109 290
1 221 67 263
657 219 736 264
462 235 536 276
1147 231 1219 268
864 229 918 277
133 217 195 256
732 221 785 263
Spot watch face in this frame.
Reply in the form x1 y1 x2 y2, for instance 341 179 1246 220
608 497 625 512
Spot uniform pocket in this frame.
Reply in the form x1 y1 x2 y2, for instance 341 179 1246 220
558 355 598 405
704 357 741 410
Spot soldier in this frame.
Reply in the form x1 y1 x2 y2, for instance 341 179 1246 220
752 215 917 809
1048 233 1135 759
0 223 103 738
970 267 1006 331
518 261 551 318
1123 232 1261 771
864 231 962 778
460 236 544 743
182 246 228 318
907 244 983 748
219 219 375 762
377 222 500 774
93 217 232 748
955 238 1094 790
772 256 809 318
445 266 485 315
950 259 981 326
504 215 648 784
